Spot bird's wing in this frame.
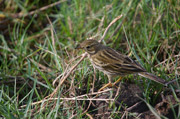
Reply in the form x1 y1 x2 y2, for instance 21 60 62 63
92 47 146 75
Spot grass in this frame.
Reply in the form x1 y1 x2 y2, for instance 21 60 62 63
0 0 180 118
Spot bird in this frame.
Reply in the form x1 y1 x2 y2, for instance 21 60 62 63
76 39 168 91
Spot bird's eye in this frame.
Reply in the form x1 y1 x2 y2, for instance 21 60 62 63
86 46 90 49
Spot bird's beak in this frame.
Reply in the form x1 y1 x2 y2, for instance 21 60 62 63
75 44 82 49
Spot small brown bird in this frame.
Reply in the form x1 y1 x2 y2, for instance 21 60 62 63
76 39 168 90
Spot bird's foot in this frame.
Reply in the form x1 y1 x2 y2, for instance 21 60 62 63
98 82 113 92
98 77 123 91
113 77 123 86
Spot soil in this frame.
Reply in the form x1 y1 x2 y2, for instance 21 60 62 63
86 82 179 119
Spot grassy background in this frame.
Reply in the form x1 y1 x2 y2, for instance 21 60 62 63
0 0 180 118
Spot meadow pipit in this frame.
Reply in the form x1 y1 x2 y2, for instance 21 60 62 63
76 39 168 91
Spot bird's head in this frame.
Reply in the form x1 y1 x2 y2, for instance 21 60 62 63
76 39 101 55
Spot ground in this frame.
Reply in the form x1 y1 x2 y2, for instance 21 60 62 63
0 0 179 118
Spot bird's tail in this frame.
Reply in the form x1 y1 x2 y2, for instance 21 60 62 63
138 72 168 86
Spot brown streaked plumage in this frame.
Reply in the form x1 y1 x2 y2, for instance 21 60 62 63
76 39 167 89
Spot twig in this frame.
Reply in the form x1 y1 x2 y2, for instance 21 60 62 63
120 111 127 119
99 14 123 42
46 15 57 56
50 53 88 97
121 101 143 119
34 45 61 60
21 97 114 108
113 81 121 100
52 64 70 86
95 111 123 117
155 54 180 67
69 100 93 119
97 16 105 32
21 89 112 108
92 66 96 93
29 59 53 72
85 113 93 119
75 88 112 98
107 16 126 41
81 100 93 118
52 54 83 86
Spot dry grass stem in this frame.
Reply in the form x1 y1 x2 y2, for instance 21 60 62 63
21 96 114 108
10 0 67 18
86 113 93 119
21 88 113 108
46 15 57 56
155 54 180 67
99 14 123 42
1 0 179 118
29 59 53 72
53 64 70 86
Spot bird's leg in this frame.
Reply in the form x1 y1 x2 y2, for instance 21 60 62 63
98 76 123 91
113 77 123 86
98 75 113 91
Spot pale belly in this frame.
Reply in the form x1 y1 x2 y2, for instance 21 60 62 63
90 59 118 76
